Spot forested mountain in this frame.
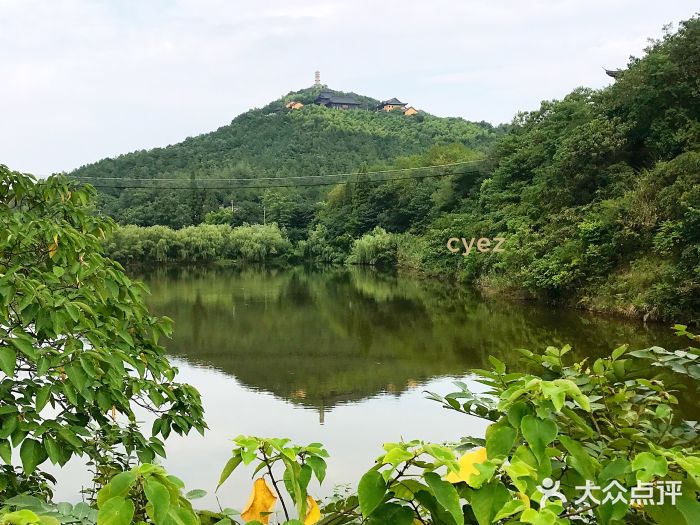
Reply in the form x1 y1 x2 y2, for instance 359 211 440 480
70 86 500 228
102 17 700 322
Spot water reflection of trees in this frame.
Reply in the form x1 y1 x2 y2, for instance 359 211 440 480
139 266 678 410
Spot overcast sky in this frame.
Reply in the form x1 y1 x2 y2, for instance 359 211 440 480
1 1 697 175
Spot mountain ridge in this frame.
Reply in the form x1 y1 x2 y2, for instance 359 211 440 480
69 86 499 181
68 85 501 227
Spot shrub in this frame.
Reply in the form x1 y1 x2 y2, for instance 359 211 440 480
0 168 205 499
348 227 399 267
227 223 291 262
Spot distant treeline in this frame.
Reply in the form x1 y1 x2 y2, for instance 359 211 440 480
101 17 700 322
105 223 290 264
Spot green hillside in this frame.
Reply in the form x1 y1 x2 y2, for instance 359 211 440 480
71 86 500 228
101 17 700 323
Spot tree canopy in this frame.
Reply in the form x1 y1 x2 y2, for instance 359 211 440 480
0 167 205 498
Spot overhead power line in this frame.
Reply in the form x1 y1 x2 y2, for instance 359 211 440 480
72 170 481 190
70 159 484 182
69 159 486 190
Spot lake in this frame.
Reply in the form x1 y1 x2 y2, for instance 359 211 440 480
51 265 683 509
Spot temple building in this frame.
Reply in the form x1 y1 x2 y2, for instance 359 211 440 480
314 90 361 109
285 101 304 110
377 98 407 112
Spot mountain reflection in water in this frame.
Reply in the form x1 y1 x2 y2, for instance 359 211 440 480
143 265 678 416
51 265 688 507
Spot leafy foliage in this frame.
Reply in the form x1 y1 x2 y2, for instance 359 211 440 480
217 436 329 524
1 495 97 525
104 223 291 264
347 228 399 267
95 464 200 525
312 17 700 321
207 331 700 525
0 168 205 498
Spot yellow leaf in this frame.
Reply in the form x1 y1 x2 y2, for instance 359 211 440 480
48 235 58 258
304 495 320 525
445 447 487 484
517 492 530 507
241 477 277 524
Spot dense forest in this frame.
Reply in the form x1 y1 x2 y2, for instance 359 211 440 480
85 18 699 323
70 87 500 229
5 165 700 525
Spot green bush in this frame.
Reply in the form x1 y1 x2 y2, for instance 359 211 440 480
226 223 291 262
347 227 399 267
103 223 291 264
0 167 205 500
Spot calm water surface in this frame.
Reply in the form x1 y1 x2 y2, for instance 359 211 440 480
52 266 682 508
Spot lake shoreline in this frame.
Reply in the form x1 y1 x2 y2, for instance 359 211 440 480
118 257 686 330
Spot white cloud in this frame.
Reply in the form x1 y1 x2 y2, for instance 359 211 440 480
0 0 697 174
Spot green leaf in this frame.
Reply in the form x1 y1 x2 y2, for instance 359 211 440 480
366 503 414 525
105 470 138 500
520 416 557 464
97 497 135 525
2 510 43 525
65 303 80 322
599 457 630 482
58 427 83 450
306 455 327 484
492 498 526 522
488 356 506 374
185 488 207 500
0 346 16 376
217 453 242 490
415 489 458 525
35 385 52 412
165 507 198 525
424 471 464 525
486 425 517 459
144 479 171 523
383 446 413 467
632 452 668 482
44 436 62 464
62 382 78 405
0 438 11 463
507 402 531 428
9 337 36 359
611 344 628 361
65 364 89 394
540 382 566 412
358 469 387 517
20 438 46 474
521 507 558 525
467 482 512 525
676 480 700 524
559 435 597 481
